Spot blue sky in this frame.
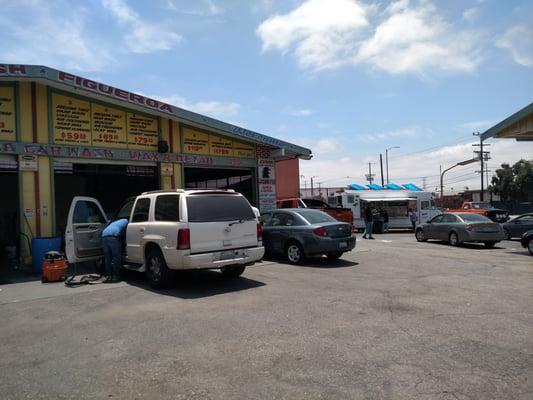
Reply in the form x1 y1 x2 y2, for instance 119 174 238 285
1 0 532 192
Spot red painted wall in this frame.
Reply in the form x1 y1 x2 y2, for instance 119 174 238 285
275 158 300 199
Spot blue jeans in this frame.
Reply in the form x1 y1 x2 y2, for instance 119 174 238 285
363 222 373 237
103 236 122 277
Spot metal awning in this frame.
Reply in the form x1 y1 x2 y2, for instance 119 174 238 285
481 102 533 142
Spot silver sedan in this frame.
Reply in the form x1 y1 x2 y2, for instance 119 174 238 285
415 213 505 248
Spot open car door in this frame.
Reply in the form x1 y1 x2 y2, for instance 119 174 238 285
65 196 108 263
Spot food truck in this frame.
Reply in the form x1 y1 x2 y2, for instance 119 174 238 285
328 183 441 231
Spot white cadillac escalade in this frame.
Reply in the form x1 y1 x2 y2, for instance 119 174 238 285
65 190 265 287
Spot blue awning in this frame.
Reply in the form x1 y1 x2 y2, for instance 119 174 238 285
402 183 422 191
385 183 403 190
367 184 384 190
349 183 367 190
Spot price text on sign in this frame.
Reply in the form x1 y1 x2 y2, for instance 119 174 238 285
52 93 91 145
0 86 16 141
183 128 210 155
209 135 234 157
233 141 255 158
91 103 127 148
127 113 158 150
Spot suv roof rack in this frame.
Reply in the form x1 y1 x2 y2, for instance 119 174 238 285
141 189 186 195
141 188 237 195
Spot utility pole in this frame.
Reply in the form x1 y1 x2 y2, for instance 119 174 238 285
310 176 317 196
422 177 427 191
379 153 384 186
365 163 375 184
385 146 400 184
473 132 490 201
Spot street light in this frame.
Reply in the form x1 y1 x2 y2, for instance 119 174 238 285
385 146 400 184
440 158 478 206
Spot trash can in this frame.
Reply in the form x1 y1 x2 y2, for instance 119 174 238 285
31 237 61 273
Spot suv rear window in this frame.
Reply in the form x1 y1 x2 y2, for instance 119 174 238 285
155 195 180 222
186 195 255 222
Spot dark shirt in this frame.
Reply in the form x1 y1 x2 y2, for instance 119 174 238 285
380 210 389 223
364 208 373 222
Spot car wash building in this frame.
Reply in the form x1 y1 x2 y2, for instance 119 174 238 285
0 64 312 261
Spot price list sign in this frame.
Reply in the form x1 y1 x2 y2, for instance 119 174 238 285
183 128 209 155
91 104 127 148
52 93 91 145
233 141 255 158
127 113 158 150
0 86 16 141
209 135 234 157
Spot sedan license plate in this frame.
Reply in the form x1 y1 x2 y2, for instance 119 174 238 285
220 250 236 260
339 241 348 249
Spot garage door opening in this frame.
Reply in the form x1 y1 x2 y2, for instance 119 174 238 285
0 156 19 274
184 167 256 206
54 162 158 236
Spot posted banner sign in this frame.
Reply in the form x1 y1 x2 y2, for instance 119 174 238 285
52 92 158 151
0 87 16 141
183 127 256 158
258 157 276 212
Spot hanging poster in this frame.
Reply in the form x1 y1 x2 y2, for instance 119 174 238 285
52 93 91 145
233 141 255 158
209 135 234 157
183 128 209 155
0 86 16 141
127 112 158 150
91 103 127 148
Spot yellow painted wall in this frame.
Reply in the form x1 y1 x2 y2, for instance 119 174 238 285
18 82 32 142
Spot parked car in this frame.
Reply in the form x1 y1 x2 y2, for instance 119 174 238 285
521 230 533 256
260 208 356 264
65 190 264 288
415 212 504 247
276 198 354 227
445 201 508 223
502 213 533 240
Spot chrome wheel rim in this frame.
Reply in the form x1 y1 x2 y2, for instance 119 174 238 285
504 229 511 240
287 245 301 263
416 230 424 241
149 256 162 281
450 233 458 245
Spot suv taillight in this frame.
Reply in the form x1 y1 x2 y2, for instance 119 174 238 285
257 223 263 242
177 228 190 250
313 227 328 237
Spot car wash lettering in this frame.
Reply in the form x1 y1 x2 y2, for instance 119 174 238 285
57 71 173 114
0 65 27 76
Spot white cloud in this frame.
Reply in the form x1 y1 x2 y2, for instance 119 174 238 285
0 1 114 72
357 127 429 143
462 7 480 23
257 0 483 76
284 107 314 117
300 140 533 193
148 94 240 119
256 0 370 71
315 138 338 154
459 120 495 132
167 0 225 16
102 0 181 53
356 1 482 75
497 25 533 67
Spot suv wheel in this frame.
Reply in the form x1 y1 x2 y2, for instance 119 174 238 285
484 241 496 248
415 228 427 242
503 228 511 240
146 248 172 288
221 265 246 278
286 242 305 264
326 251 343 259
528 239 533 256
449 231 460 247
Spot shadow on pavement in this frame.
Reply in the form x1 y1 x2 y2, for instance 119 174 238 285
264 255 358 269
425 241 505 250
0 267 41 285
122 268 266 299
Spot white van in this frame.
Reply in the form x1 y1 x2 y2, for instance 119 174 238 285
328 189 441 230
65 190 264 287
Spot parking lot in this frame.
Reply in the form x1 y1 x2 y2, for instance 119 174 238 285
1 233 532 400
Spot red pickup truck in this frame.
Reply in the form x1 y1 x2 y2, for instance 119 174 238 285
445 201 509 223
277 198 354 226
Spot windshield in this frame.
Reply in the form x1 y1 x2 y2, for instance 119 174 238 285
295 210 336 224
472 203 491 209
458 213 491 222
186 195 255 222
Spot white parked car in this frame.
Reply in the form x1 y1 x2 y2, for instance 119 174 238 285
65 190 265 288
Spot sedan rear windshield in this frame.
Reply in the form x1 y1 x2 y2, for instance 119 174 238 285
295 210 336 224
458 213 491 222
186 195 255 222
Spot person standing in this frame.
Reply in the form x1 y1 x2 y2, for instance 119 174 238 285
409 208 418 231
101 218 128 283
362 206 374 239
380 208 389 233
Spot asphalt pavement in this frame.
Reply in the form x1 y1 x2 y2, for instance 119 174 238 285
1 234 532 399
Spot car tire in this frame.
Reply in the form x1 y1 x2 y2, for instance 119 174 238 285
449 231 460 247
484 241 496 248
221 265 246 278
528 239 533 256
145 248 172 289
503 228 511 240
286 241 305 265
326 251 343 259
415 228 427 242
